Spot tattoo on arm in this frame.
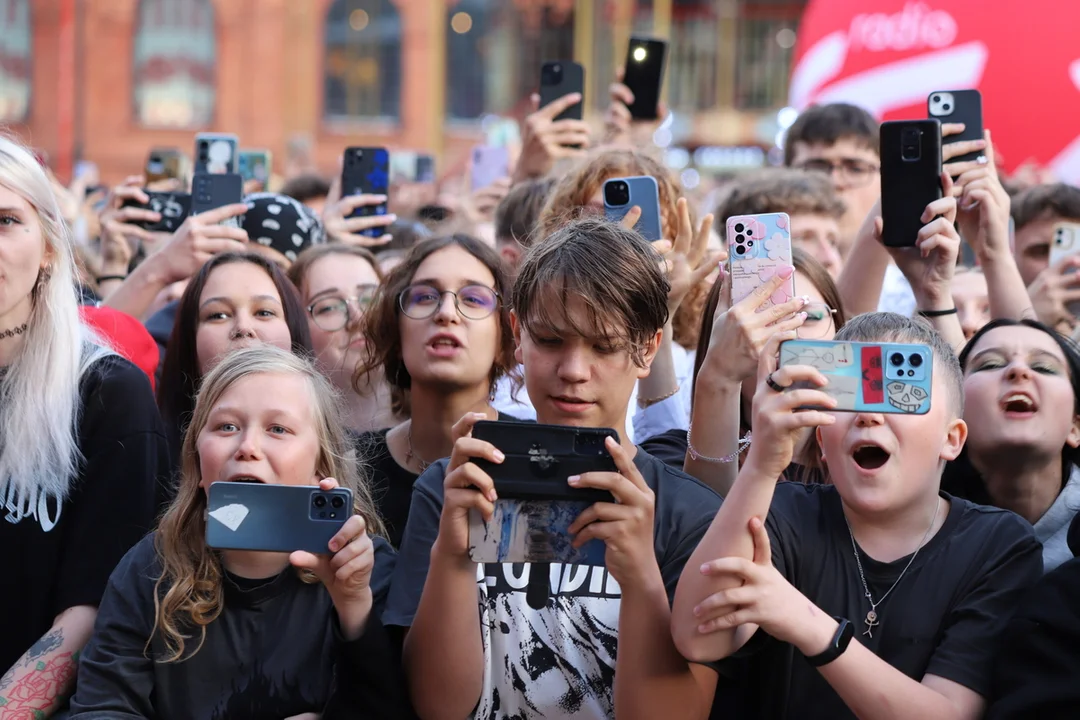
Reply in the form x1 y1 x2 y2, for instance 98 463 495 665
0 628 81 716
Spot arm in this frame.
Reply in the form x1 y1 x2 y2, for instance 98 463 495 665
835 198 890 317
1 606 97 717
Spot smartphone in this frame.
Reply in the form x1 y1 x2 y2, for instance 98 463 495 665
1051 222 1080 316
927 90 984 166
880 119 942 248
190 173 243 228
194 133 239 175
539 60 584 123
390 151 418 183
342 146 390 238
238 149 272 186
470 145 510 190
468 421 618 565
603 176 663 242
623 37 667 121
121 191 191 233
206 482 353 554
146 148 186 184
416 154 435 184
779 340 933 415
727 212 795 308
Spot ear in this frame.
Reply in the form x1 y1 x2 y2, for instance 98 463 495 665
636 328 664 380
510 310 523 365
1067 415 1080 449
499 243 521 269
939 417 968 462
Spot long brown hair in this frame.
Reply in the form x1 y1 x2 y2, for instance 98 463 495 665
152 345 384 662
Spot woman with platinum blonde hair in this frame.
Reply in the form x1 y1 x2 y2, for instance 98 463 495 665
71 345 408 718
0 136 168 717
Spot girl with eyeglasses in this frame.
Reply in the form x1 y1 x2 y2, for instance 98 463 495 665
288 245 403 433
354 235 519 547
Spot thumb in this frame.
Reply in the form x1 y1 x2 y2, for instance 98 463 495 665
289 550 330 583
749 516 772 566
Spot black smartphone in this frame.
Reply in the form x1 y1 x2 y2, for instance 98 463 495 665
927 89 984 166
539 60 584 122
416 154 435 184
190 173 244 227
880 120 942 248
341 146 390 238
120 191 191 233
194 133 239 175
205 482 353 554
623 37 667 120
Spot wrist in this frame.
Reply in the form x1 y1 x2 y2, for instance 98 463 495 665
139 252 176 288
617 560 667 600
698 357 748 393
913 290 952 312
796 611 840 658
431 536 476 573
335 590 374 641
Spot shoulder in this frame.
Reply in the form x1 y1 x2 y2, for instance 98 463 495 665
108 533 162 590
369 535 397 598
951 495 1039 547
413 459 449 504
80 352 154 405
636 449 721 529
78 352 163 439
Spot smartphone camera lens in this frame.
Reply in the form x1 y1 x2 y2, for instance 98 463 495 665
604 180 630 208
932 95 940 103
331 496 345 509
734 223 745 233
734 233 744 243
942 104 951 112
890 352 905 367
909 353 923 368
313 495 327 508
735 244 746 255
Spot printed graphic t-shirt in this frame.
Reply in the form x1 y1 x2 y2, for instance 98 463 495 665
384 448 722 719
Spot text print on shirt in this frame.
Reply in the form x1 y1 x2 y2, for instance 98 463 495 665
2 484 62 533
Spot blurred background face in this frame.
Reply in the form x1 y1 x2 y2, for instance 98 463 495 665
952 269 991 340
1013 217 1056 285
790 213 843 277
302 253 380 380
789 139 880 256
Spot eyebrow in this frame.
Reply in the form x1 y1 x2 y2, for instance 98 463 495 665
0 206 23 214
410 278 492 289
200 294 282 310
968 347 1065 364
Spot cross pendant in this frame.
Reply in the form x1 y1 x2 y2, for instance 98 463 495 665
863 609 879 638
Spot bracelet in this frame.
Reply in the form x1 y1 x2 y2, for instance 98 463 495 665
637 385 680 409
917 307 958 318
95 274 127 284
687 422 752 464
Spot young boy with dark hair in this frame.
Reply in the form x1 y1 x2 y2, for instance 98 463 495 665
672 312 1042 720
385 217 723 720
1010 183 1080 332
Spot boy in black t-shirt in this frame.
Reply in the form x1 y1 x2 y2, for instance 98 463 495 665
672 312 1042 720
384 218 723 719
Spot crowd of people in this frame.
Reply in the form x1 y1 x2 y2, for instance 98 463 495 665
4 66 1080 720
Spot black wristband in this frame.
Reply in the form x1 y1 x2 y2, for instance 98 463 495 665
917 307 958 318
806 617 854 667
95 275 127 284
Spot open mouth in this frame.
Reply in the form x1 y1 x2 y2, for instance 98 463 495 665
1001 393 1037 414
852 444 890 471
428 335 462 349
228 475 265 484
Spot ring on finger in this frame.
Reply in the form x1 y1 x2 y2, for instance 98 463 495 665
766 372 786 393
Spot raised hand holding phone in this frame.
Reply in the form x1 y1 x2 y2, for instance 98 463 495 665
436 413 502 561
514 91 590 182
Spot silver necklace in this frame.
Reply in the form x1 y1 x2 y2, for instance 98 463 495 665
405 423 430 474
846 500 939 638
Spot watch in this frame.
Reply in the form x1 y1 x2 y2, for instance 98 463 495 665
806 617 854 667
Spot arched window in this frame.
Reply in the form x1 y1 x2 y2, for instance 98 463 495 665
324 0 402 121
0 0 32 124
133 0 216 128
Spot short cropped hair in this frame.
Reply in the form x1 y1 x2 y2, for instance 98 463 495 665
1010 183 1080 231
783 103 879 166
495 177 556 248
835 312 964 418
280 174 331 204
513 218 669 367
715 169 845 241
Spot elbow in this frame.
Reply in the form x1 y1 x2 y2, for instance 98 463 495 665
671 621 727 666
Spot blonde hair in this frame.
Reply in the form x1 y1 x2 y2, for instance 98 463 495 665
0 135 111 522
152 345 383 662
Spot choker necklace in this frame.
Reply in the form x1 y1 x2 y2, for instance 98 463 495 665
845 500 939 638
0 323 27 340
405 423 430 474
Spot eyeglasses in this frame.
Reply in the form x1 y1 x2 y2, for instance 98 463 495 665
307 285 378 332
794 158 880 187
399 283 500 321
797 302 838 339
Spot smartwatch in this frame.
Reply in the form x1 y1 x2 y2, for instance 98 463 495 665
806 617 854 667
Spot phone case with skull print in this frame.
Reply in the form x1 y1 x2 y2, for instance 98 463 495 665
727 212 795 309
778 340 933 415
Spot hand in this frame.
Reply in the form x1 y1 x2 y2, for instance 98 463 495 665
950 130 1011 260
940 122 988 170
567 437 660 592
879 172 960 307
513 93 590 181
662 198 719 317
602 67 668 148
744 332 836 479
323 194 395 247
151 203 249 284
463 177 512 225
1028 254 1080 332
694 517 834 655
291 478 375 641
436 412 504 561
701 268 808 386
98 178 159 274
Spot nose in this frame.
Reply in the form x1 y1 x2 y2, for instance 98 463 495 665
853 412 885 428
231 313 256 340
234 428 261 459
557 346 591 383
1006 361 1034 382
432 291 460 325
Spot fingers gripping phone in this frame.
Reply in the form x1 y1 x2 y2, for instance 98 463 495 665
603 176 663 242
341 146 390 238
779 340 933 415
194 133 239 175
623 37 667 121
468 421 619 565
880 120 942 248
1051 222 1080 316
121 191 192 233
539 61 584 122
727 212 795 308
206 482 354 554
928 90 984 166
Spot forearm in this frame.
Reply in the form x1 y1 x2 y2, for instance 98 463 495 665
683 373 742 496
102 255 171 321
1 605 97 717
837 216 891 316
637 322 678 404
913 291 966 354
402 543 485 719
615 570 714 720
979 249 1036 320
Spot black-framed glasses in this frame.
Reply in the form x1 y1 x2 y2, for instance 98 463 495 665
307 285 378 332
398 283 500 320
798 302 838 339
794 158 880 186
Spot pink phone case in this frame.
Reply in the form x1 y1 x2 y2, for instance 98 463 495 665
727 212 795 308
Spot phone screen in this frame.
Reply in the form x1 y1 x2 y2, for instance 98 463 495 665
624 38 667 120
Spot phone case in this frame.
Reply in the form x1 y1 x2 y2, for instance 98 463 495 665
470 146 510 190
146 148 185 183
190 173 243 228
603 175 663 242
205 482 353 554
624 37 667 120
539 61 584 122
416 154 435 183
468 421 618 565
121 191 191 233
238 150 272 184
1051 222 1080 316
779 340 933 414
342 146 390 238
194 133 238 175
727 212 795 308
928 89 983 165
880 120 942 248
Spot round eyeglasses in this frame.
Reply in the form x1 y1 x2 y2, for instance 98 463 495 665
307 285 378 332
797 302 838 339
398 283 500 321
794 158 880 187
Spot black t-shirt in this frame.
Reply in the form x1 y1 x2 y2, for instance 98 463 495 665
725 482 1042 720
0 354 169 672
70 533 410 720
384 447 723 719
